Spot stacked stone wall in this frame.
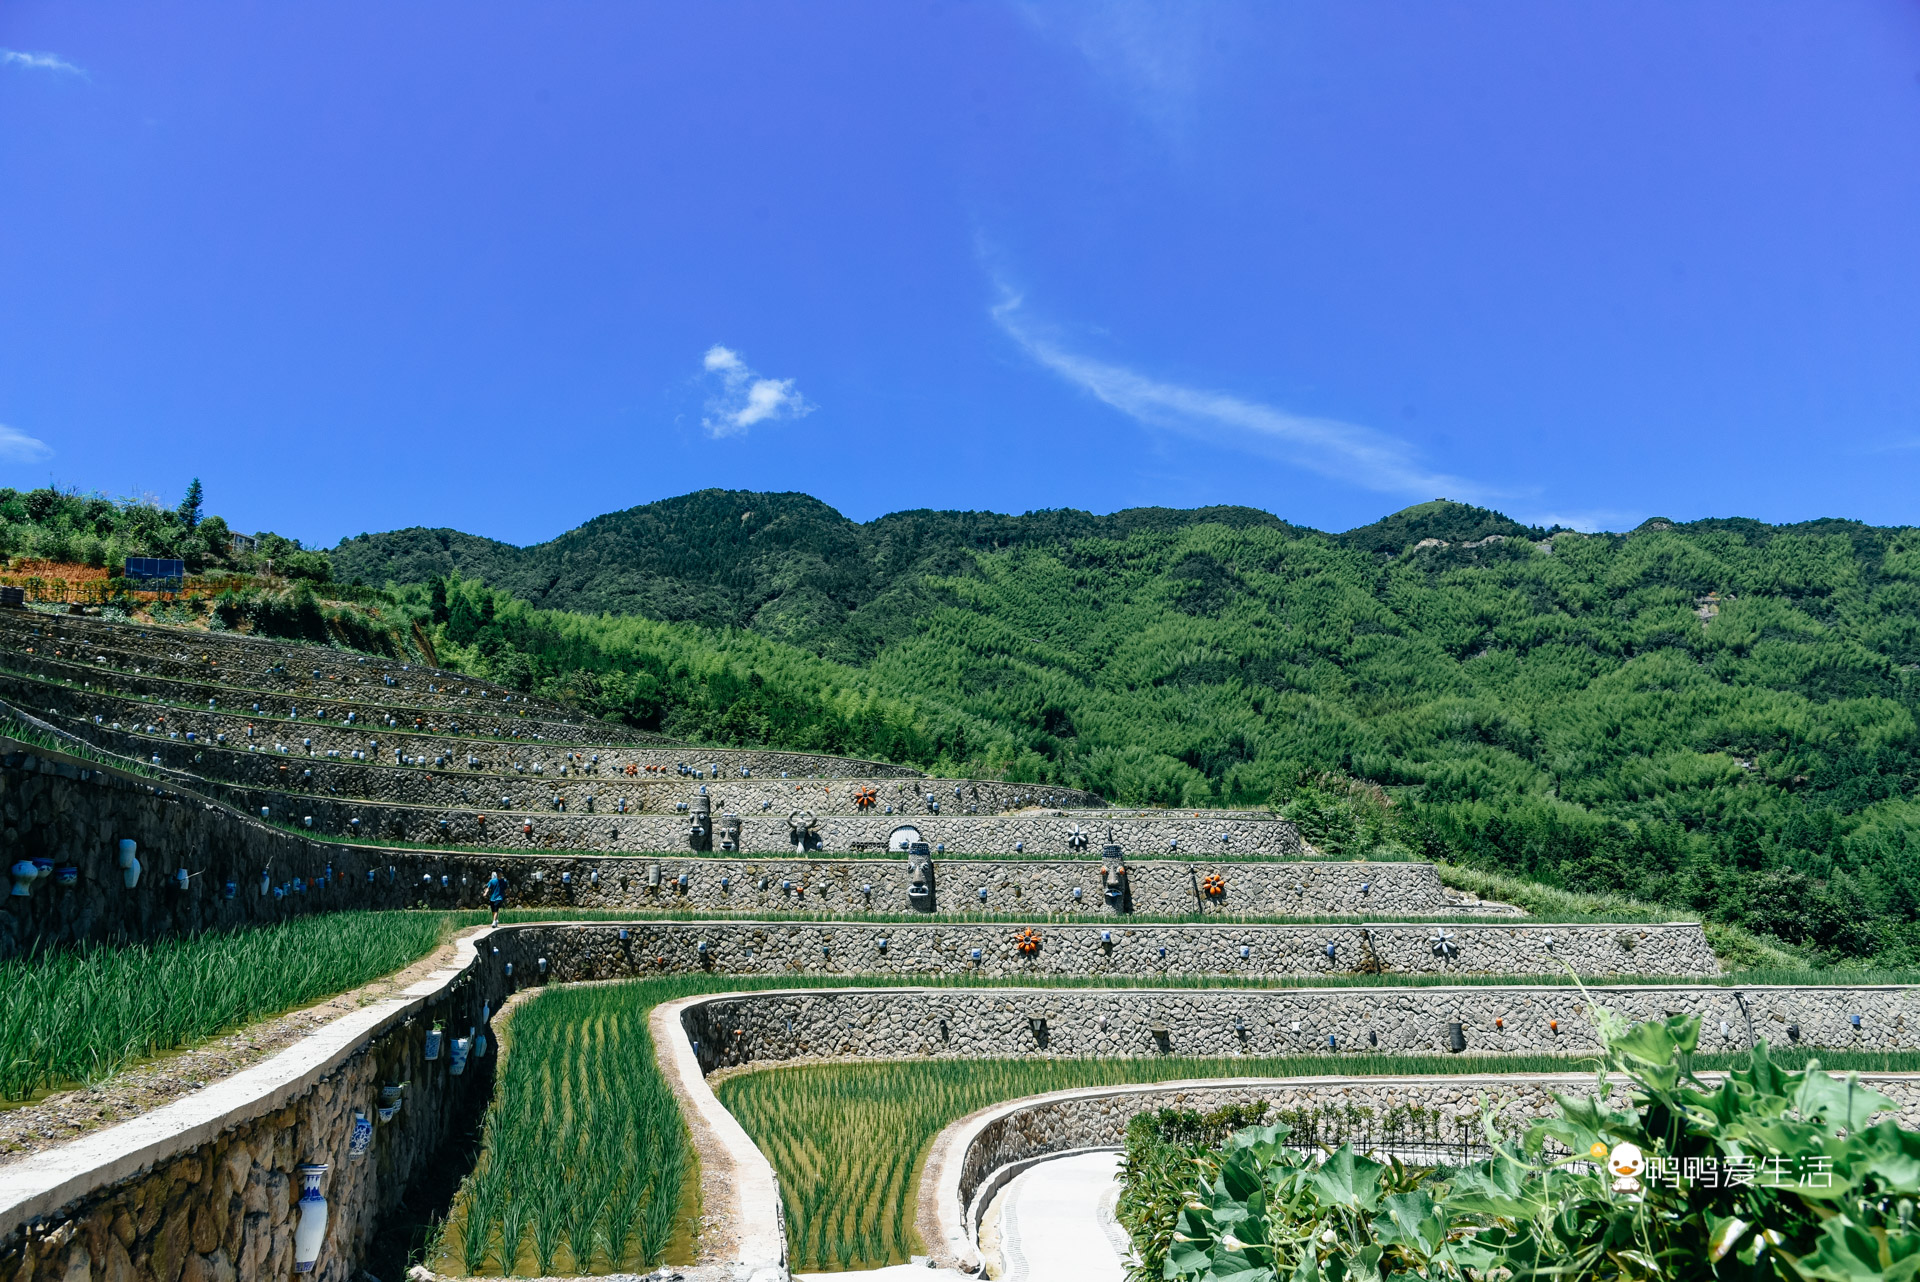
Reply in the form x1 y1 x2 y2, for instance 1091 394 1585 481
672 982 1918 1063
54 718 1101 816
0 615 582 724
4 671 918 777
0 743 1419 959
479 919 1716 980
0 934 503 1282
0 661 616 749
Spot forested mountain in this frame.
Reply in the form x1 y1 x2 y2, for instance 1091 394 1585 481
338 494 1920 965
332 490 1296 661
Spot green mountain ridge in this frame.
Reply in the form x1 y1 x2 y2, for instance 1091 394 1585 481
333 490 1305 661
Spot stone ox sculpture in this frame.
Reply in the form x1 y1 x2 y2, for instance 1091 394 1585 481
788 809 821 853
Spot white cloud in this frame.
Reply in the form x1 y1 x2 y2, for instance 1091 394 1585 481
990 285 1492 501
0 425 53 464
699 344 813 438
1 50 86 76
1012 1 1217 138
1517 510 1634 535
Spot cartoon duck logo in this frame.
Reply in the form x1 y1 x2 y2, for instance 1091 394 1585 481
1605 1141 1645 1198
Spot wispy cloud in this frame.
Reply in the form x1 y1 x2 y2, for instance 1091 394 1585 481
1519 509 1636 535
699 345 813 439
1013 1 1218 138
0 425 54 464
1 50 87 76
990 285 1490 501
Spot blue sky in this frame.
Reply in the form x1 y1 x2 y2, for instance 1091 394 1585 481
3 3 1919 547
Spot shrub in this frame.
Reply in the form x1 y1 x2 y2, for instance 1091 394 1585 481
1136 1010 1920 1280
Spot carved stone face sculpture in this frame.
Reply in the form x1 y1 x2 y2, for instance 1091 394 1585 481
687 794 712 852
718 813 742 853
906 843 935 911
787 809 820 853
1100 843 1131 913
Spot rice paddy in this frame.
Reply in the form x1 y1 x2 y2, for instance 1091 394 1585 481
429 985 691 1277
0 910 453 1100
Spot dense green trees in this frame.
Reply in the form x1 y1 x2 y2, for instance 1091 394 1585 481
381 499 1920 966
0 483 327 579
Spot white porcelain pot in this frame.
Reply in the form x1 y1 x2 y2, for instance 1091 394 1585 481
292 1164 329 1272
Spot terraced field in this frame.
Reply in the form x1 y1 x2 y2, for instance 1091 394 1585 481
0 610 1908 1282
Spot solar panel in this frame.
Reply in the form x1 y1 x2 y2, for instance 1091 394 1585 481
125 557 186 587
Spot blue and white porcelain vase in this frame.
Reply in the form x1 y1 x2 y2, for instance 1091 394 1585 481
449 1033 471 1076
424 1028 443 1061
292 1163 329 1273
348 1111 373 1160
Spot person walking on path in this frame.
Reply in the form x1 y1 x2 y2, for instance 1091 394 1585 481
485 869 508 926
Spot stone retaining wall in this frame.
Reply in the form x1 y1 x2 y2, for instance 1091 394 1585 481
670 983 1920 1062
58 719 1101 816
176 792 1297 859
0 617 584 725
487 920 1716 979
475 853 1444 916
0 661 625 750
0 931 503 1282
0 741 1434 959
5 670 917 776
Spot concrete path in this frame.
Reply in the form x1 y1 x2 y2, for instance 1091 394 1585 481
991 1150 1129 1282
796 1265 973 1281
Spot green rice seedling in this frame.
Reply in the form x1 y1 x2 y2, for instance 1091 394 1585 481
529 1172 566 1276
495 1195 529 1278
459 1167 504 1276
0 910 453 1100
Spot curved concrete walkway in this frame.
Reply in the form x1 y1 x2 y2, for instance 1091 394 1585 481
988 1150 1128 1282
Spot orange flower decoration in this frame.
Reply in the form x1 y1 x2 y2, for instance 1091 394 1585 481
854 786 878 811
1014 928 1043 955
1201 873 1227 899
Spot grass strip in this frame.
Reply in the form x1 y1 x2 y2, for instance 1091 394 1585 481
0 911 453 1101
